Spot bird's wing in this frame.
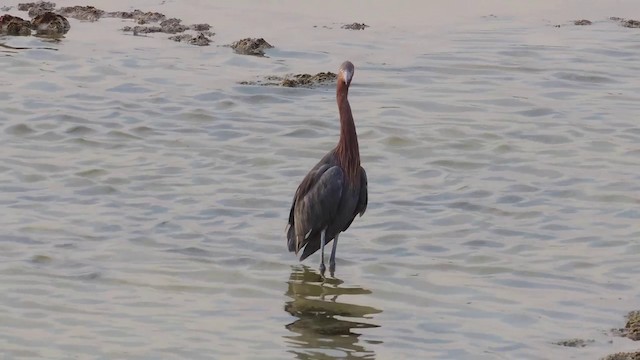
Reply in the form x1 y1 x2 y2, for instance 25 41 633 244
355 167 368 217
291 166 344 254
287 163 328 251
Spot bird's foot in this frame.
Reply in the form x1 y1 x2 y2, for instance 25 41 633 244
319 263 326 277
329 261 336 277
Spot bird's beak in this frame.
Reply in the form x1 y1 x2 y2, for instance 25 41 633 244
343 69 352 85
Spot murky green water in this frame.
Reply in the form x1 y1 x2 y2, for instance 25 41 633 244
1 1 639 359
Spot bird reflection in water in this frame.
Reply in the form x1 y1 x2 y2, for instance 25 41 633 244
284 265 382 359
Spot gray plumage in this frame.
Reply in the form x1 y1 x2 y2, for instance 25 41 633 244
286 150 368 260
286 60 367 276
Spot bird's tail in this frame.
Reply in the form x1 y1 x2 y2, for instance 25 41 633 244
299 232 321 261
286 225 296 253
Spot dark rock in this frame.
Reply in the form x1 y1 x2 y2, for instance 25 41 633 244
134 10 165 23
190 23 210 31
553 338 594 347
229 37 273 56
240 71 337 88
612 311 640 341
601 352 640 360
57 6 104 21
159 18 188 33
18 1 56 17
8 21 33 36
622 19 640 28
104 11 133 19
123 17 188 35
0 14 32 36
17 2 37 11
122 25 162 34
574 19 592 25
341 22 369 30
169 32 211 46
282 72 337 87
610 17 640 28
104 9 166 23
168 34 191 42
31 11 70 35
189 33 210 46
625 311 640 340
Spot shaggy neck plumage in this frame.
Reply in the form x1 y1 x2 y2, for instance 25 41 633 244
335 80 360 184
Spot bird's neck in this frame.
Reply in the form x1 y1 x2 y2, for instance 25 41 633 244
335 83 361 184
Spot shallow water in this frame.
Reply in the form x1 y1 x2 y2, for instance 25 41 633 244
1 0 640 359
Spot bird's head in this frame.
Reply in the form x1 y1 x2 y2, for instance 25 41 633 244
338 61 355 86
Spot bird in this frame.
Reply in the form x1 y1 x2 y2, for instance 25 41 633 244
286 60 368 277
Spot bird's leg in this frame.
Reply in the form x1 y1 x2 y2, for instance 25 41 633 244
319 229 326 276
329 234 339 276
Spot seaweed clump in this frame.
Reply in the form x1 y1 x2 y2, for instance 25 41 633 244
342 22 369 30
229 37 273 56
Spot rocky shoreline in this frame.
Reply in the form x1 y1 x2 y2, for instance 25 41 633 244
0 2 364 87
2 1 215 44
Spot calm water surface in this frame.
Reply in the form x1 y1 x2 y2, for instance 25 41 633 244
1 1 639 359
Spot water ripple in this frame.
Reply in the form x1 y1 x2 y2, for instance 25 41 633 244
0 4 638 360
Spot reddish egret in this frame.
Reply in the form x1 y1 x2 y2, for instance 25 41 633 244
286 61 368 277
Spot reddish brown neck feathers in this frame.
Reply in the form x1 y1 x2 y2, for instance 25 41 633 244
335 79 361 185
